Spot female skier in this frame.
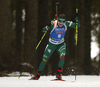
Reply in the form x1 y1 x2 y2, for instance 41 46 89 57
30 14 80 80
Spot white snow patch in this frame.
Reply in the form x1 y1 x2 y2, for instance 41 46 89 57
7 72 32 77
0 75 100 87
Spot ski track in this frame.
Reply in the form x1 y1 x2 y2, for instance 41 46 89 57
0 75 100 87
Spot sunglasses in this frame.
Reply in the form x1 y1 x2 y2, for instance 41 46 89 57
58 22 65 25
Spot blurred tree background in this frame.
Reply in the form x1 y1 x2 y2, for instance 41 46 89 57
0 0 100 76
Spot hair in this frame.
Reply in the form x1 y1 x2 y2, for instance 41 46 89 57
58 14 66 19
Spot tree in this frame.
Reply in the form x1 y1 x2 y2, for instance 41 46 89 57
77 0 92 74
37 0 49 75
91 0 100 74
24 0 38 72
0 0 13 71
15 0 24 70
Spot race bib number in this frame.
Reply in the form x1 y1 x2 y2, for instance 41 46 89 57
58 34 61 38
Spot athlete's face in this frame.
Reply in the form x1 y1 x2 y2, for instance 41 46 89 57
58 22 65 27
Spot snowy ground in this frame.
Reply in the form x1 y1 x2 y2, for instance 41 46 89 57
0 75 100 87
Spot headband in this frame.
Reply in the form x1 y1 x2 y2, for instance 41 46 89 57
58 17 66 22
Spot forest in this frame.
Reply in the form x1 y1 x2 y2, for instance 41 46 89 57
0 0 100 76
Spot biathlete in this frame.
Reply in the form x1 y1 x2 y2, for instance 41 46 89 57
30 14 80 80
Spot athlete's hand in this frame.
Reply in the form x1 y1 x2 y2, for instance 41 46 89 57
42 26 49 32
75 18 80 28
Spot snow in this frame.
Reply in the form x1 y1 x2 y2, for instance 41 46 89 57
91 42 99 59
0 75 100 87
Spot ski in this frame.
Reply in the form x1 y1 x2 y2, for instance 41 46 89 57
29 78 75 82
29 77 39 80
51 79 65 81
51 79 75 83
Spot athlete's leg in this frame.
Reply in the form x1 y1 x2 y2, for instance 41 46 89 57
56 42 66 79
57 42 66 68
31 42 57 80
38 42 57 71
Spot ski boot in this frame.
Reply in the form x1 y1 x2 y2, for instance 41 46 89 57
30 70 41 80
56 68 62 80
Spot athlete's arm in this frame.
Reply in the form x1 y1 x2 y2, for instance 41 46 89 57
65 19 80 28
42 22 54 32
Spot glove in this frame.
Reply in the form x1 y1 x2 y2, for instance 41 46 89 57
42 26 49 32
75 12 79 23
75 12 79 18
75 17 79 22
75 18 80 27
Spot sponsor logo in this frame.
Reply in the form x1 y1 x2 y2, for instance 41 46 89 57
60 53 65 57
43 55 48 58
48 49 51 53
60 55 65 60
58 45 66 52
43 58 47 62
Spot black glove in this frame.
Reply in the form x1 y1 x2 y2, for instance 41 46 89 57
76 12 79 18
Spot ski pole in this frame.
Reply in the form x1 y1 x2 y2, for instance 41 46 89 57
75 8 79 82
75 8 78 45
36 31 47 50
18 31 47 79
